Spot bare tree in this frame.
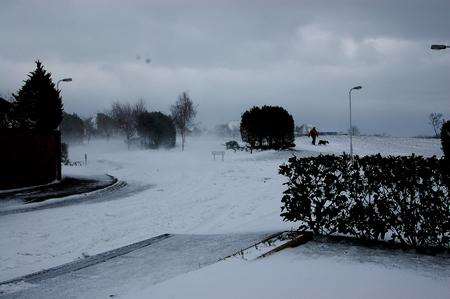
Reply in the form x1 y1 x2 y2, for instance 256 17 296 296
83 116 96 143
171 92 197 151
133 99 147 120
111 104 134 146
111 100 148 148
96 112 116 140
111 102 133 147
429 112 444 137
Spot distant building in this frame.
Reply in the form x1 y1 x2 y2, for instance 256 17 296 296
214 120 240 138
227 120 240 138
227 120 240 131
296 124 314 136
320 131 343 136
295 123 343 136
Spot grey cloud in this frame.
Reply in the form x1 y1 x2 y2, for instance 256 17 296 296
0 0 449 136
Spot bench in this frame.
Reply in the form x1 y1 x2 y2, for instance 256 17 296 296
211 151 225 161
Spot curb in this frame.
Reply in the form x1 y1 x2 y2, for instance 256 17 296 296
0 174 122 216
25 174 119 203
0 234 172 286
219 231 285 261
256 232 313 259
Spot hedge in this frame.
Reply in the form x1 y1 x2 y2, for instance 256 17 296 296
279 154 449 251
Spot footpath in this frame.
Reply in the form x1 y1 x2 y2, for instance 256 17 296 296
0 233 271 298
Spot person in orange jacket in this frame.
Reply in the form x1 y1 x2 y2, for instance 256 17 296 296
308 127 319 145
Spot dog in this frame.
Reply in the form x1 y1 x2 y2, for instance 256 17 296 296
318 139 329 145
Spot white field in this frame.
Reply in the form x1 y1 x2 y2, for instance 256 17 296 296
296 135 442 157
0 135 446 297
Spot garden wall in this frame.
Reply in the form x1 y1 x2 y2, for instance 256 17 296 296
0 129 61 189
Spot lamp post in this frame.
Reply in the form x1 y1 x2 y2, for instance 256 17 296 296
55 77 72 181
349 85 362 161
57 78 72 90
431 44 448 50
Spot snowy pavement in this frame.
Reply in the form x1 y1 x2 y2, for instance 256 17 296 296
0 233 271 298
0 135 445 295
128 240 450 299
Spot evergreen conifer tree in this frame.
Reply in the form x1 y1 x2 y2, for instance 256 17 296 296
13 60 63 131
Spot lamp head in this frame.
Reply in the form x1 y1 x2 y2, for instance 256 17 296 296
431 44 447 50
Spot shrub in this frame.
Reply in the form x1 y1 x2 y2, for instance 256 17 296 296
137 111 176 148
279 154 449 250
60 112 85 143
240 105 295 151
225 140 240 151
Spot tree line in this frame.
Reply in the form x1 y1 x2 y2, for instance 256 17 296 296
0 60 197 151
61 94 196 150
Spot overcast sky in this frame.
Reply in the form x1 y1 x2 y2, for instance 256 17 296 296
1 0 449 136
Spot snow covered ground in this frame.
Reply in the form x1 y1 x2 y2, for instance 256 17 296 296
126 240 450 299
0 135 446 296
296 135 443 157
0 136 296 282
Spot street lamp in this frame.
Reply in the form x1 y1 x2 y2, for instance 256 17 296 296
431 44 448 50
55 77 72 181
349 85 362 161
57 78 72 90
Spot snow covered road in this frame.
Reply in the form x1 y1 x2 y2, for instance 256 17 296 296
0 180 153 216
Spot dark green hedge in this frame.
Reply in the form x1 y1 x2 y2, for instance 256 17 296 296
279 154 449 251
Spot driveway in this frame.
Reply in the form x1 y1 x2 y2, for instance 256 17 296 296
0 233 271 298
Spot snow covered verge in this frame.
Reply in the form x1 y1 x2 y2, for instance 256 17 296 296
0 135 444 282
124 239 450 299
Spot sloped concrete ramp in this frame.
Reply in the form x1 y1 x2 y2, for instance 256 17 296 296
0 233 271 298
